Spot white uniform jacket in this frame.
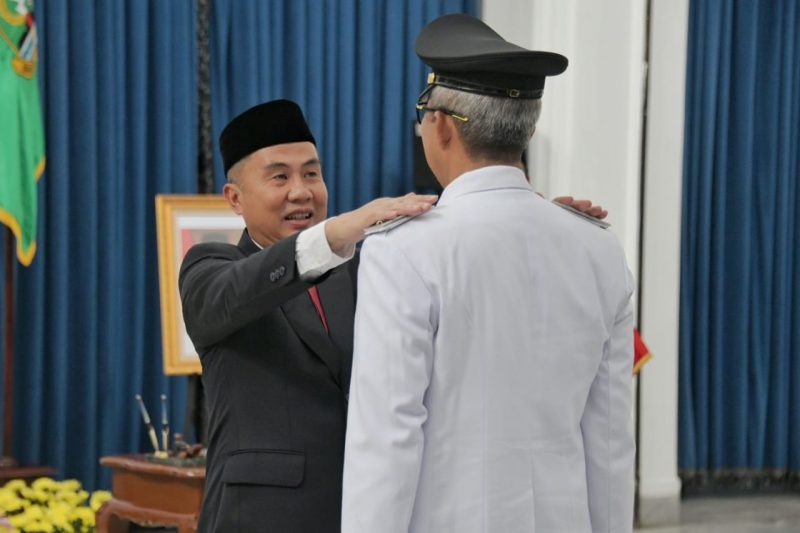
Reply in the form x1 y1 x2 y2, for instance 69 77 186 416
342 166 635 533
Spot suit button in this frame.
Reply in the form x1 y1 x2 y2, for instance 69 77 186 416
345 393 349 402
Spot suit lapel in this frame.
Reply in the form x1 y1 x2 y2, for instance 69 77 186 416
239 229 345 387
282 294 343 387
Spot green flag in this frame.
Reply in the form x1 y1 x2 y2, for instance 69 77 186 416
0 0 45 266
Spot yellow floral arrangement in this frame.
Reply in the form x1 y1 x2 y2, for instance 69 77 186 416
0 478 111 533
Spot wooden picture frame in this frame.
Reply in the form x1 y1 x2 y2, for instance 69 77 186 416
155 194 245 375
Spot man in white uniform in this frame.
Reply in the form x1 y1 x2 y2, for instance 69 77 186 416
341 14 635 533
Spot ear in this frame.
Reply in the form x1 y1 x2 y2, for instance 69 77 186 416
433 111 454 150
223 182 243 215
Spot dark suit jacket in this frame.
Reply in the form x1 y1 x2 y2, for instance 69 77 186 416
179 230 358 533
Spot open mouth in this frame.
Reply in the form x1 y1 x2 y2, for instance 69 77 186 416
285 212 313 221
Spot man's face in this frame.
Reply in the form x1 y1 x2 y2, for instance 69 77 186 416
223 141 328 247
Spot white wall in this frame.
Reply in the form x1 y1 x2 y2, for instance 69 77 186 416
482 0 686 525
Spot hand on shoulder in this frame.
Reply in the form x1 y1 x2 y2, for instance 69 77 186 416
324 193 438 255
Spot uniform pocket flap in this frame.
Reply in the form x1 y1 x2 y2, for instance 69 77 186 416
221 450 305 487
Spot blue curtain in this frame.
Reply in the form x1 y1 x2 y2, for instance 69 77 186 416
8 0 197 489
679 0 800 485
209 0 478 213
2 0 479 489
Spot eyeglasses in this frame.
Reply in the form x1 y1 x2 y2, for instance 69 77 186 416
415 103 469 125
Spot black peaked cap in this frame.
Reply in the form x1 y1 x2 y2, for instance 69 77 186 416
415 14 568 99
219 99 316 174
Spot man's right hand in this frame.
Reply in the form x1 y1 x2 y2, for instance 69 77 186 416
324 193 438 256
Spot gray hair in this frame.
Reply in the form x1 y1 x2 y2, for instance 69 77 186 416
426 86 542 161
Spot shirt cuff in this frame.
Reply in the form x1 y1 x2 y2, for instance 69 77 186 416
296 218 355 280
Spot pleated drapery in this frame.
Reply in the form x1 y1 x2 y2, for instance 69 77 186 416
679 0 800 489
209 0 477 212
7 1 197 488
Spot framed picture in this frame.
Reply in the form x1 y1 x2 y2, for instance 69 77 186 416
155 194 245 375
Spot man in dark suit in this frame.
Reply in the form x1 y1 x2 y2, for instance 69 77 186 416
179 99 437 532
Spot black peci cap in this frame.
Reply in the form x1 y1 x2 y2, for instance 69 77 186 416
415 14 568 100
219 99 316 174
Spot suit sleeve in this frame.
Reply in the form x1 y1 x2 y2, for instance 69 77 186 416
341 235 434 533
179 233 313 349
581 269 636 532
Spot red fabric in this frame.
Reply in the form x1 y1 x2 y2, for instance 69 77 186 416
633 328 652 374
308 286 329 334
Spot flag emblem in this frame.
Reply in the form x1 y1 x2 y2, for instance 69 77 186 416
0 0 45 266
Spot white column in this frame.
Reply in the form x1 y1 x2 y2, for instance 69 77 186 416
637 0 689 525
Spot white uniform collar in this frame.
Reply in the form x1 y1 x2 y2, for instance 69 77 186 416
437 165 532 207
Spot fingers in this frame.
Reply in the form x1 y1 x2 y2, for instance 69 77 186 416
375 193 437 222
589 206 607 218
553 196 608 220
325 194 437 253
570 199 592 211
571 199 608 220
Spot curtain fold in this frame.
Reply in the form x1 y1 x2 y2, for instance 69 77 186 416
5 0 478 489
10 0 197 488
209 0 478 213
680 0 800 488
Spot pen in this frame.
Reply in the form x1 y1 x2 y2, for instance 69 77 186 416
135 394 161 454
161 394 170 454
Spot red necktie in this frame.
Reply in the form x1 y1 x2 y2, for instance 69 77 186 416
308 286 329 334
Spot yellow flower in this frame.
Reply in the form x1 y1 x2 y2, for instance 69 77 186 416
74 490 89 506
7 512 29 529
45 500 71 515
53 489 88 508
30 478 57 493
19 487 48 505
1 480 25 493
1 477 102 533
56 480 81 492
48 511 73 533
0 496 24 514
23 504 44 521
0 489 27 514
52 489 73 503
22 519 54 532
89 490 111 512
6 504 50 531
74 507 94 526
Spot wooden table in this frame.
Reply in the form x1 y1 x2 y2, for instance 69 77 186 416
96 454 205 533
0 464 57 485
